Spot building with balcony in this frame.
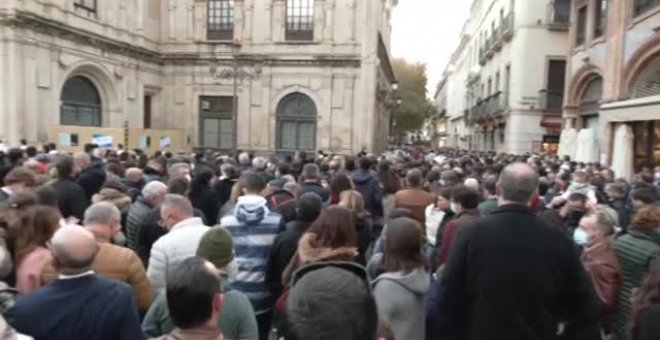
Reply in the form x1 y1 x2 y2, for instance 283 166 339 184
562 0 660 174
441 0 570 153
0 0 397 154
432 77 449 148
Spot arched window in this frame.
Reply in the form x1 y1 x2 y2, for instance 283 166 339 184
631 54 660 99
579 76 603 147
61 76 101 126
579 76 603 116
276 93 317 151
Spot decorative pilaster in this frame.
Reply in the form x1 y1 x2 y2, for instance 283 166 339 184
167 0 177 41
264 1 273 42
324 0 335 43
193 0 206 42
272 0 285 42
234 0 245 43
314 0 324 42
244 0 254 43
348 0 357 42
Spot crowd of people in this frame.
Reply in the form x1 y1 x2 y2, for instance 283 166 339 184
0 142 658 340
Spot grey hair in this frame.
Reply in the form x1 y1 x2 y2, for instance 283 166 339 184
162 194 194 217
84 202 121 226
301 163 320 180
220 163 237 178
594 206 619 236
168 163 190 177
605 182 627 199
283 182 298 195
499 163 539 204
252 156 267 170
142 181 168 200
281 174 296 184
125 167 143 181
73 152 90 164
238 152 251 165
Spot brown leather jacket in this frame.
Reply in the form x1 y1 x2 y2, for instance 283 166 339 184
394 188 436 226
581 240 622 316
42 242 154 312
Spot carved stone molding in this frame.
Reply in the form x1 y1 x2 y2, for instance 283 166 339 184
2 10 362 68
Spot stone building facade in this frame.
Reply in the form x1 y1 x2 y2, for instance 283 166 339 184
0 0 397 154
441 0 570 154
562 0 660 173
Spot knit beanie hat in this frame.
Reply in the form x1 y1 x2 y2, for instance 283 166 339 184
196 227 234 269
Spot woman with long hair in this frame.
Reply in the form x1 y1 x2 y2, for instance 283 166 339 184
339 190 372 265
14 205 61 294
282 206 358 284
373 217 429 340
630 258 660 340
328 173 353 205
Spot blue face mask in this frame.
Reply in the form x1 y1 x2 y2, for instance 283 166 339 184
573 228 591 247
450 202 458 214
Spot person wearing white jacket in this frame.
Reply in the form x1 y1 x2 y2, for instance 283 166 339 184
147 194 209 294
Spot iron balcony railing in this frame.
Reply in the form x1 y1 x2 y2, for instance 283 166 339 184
501 12 514 40
470 91 507 122
481 11 514 62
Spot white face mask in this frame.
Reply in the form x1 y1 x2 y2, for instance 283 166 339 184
573 228 591 247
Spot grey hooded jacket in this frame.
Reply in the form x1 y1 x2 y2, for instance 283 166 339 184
373 268 430 340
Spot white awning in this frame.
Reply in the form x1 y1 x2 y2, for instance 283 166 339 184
600 95 660 122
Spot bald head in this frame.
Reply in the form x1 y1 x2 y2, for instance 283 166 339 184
51 225 99 275
499 163 539 204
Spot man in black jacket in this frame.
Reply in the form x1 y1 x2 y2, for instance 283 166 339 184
431 163 600 340
267 192 323 298
75 152 106 201
298 163 330 202
51 155 89 221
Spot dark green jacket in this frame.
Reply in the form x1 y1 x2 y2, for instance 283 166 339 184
142 289 259 340
477 198 499 215
612 230 660 336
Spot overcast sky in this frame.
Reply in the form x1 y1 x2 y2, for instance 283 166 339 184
391 1 471 97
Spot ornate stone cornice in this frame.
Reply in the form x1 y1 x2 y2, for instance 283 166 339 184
0 10 362 68
1 10 163 64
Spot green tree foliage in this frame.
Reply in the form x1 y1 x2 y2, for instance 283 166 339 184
391 59 436 134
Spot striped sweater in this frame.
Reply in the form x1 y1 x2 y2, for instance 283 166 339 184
221 195 282 314
612 230 660 336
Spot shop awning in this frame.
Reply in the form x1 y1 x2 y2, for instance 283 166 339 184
600 95 660 122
